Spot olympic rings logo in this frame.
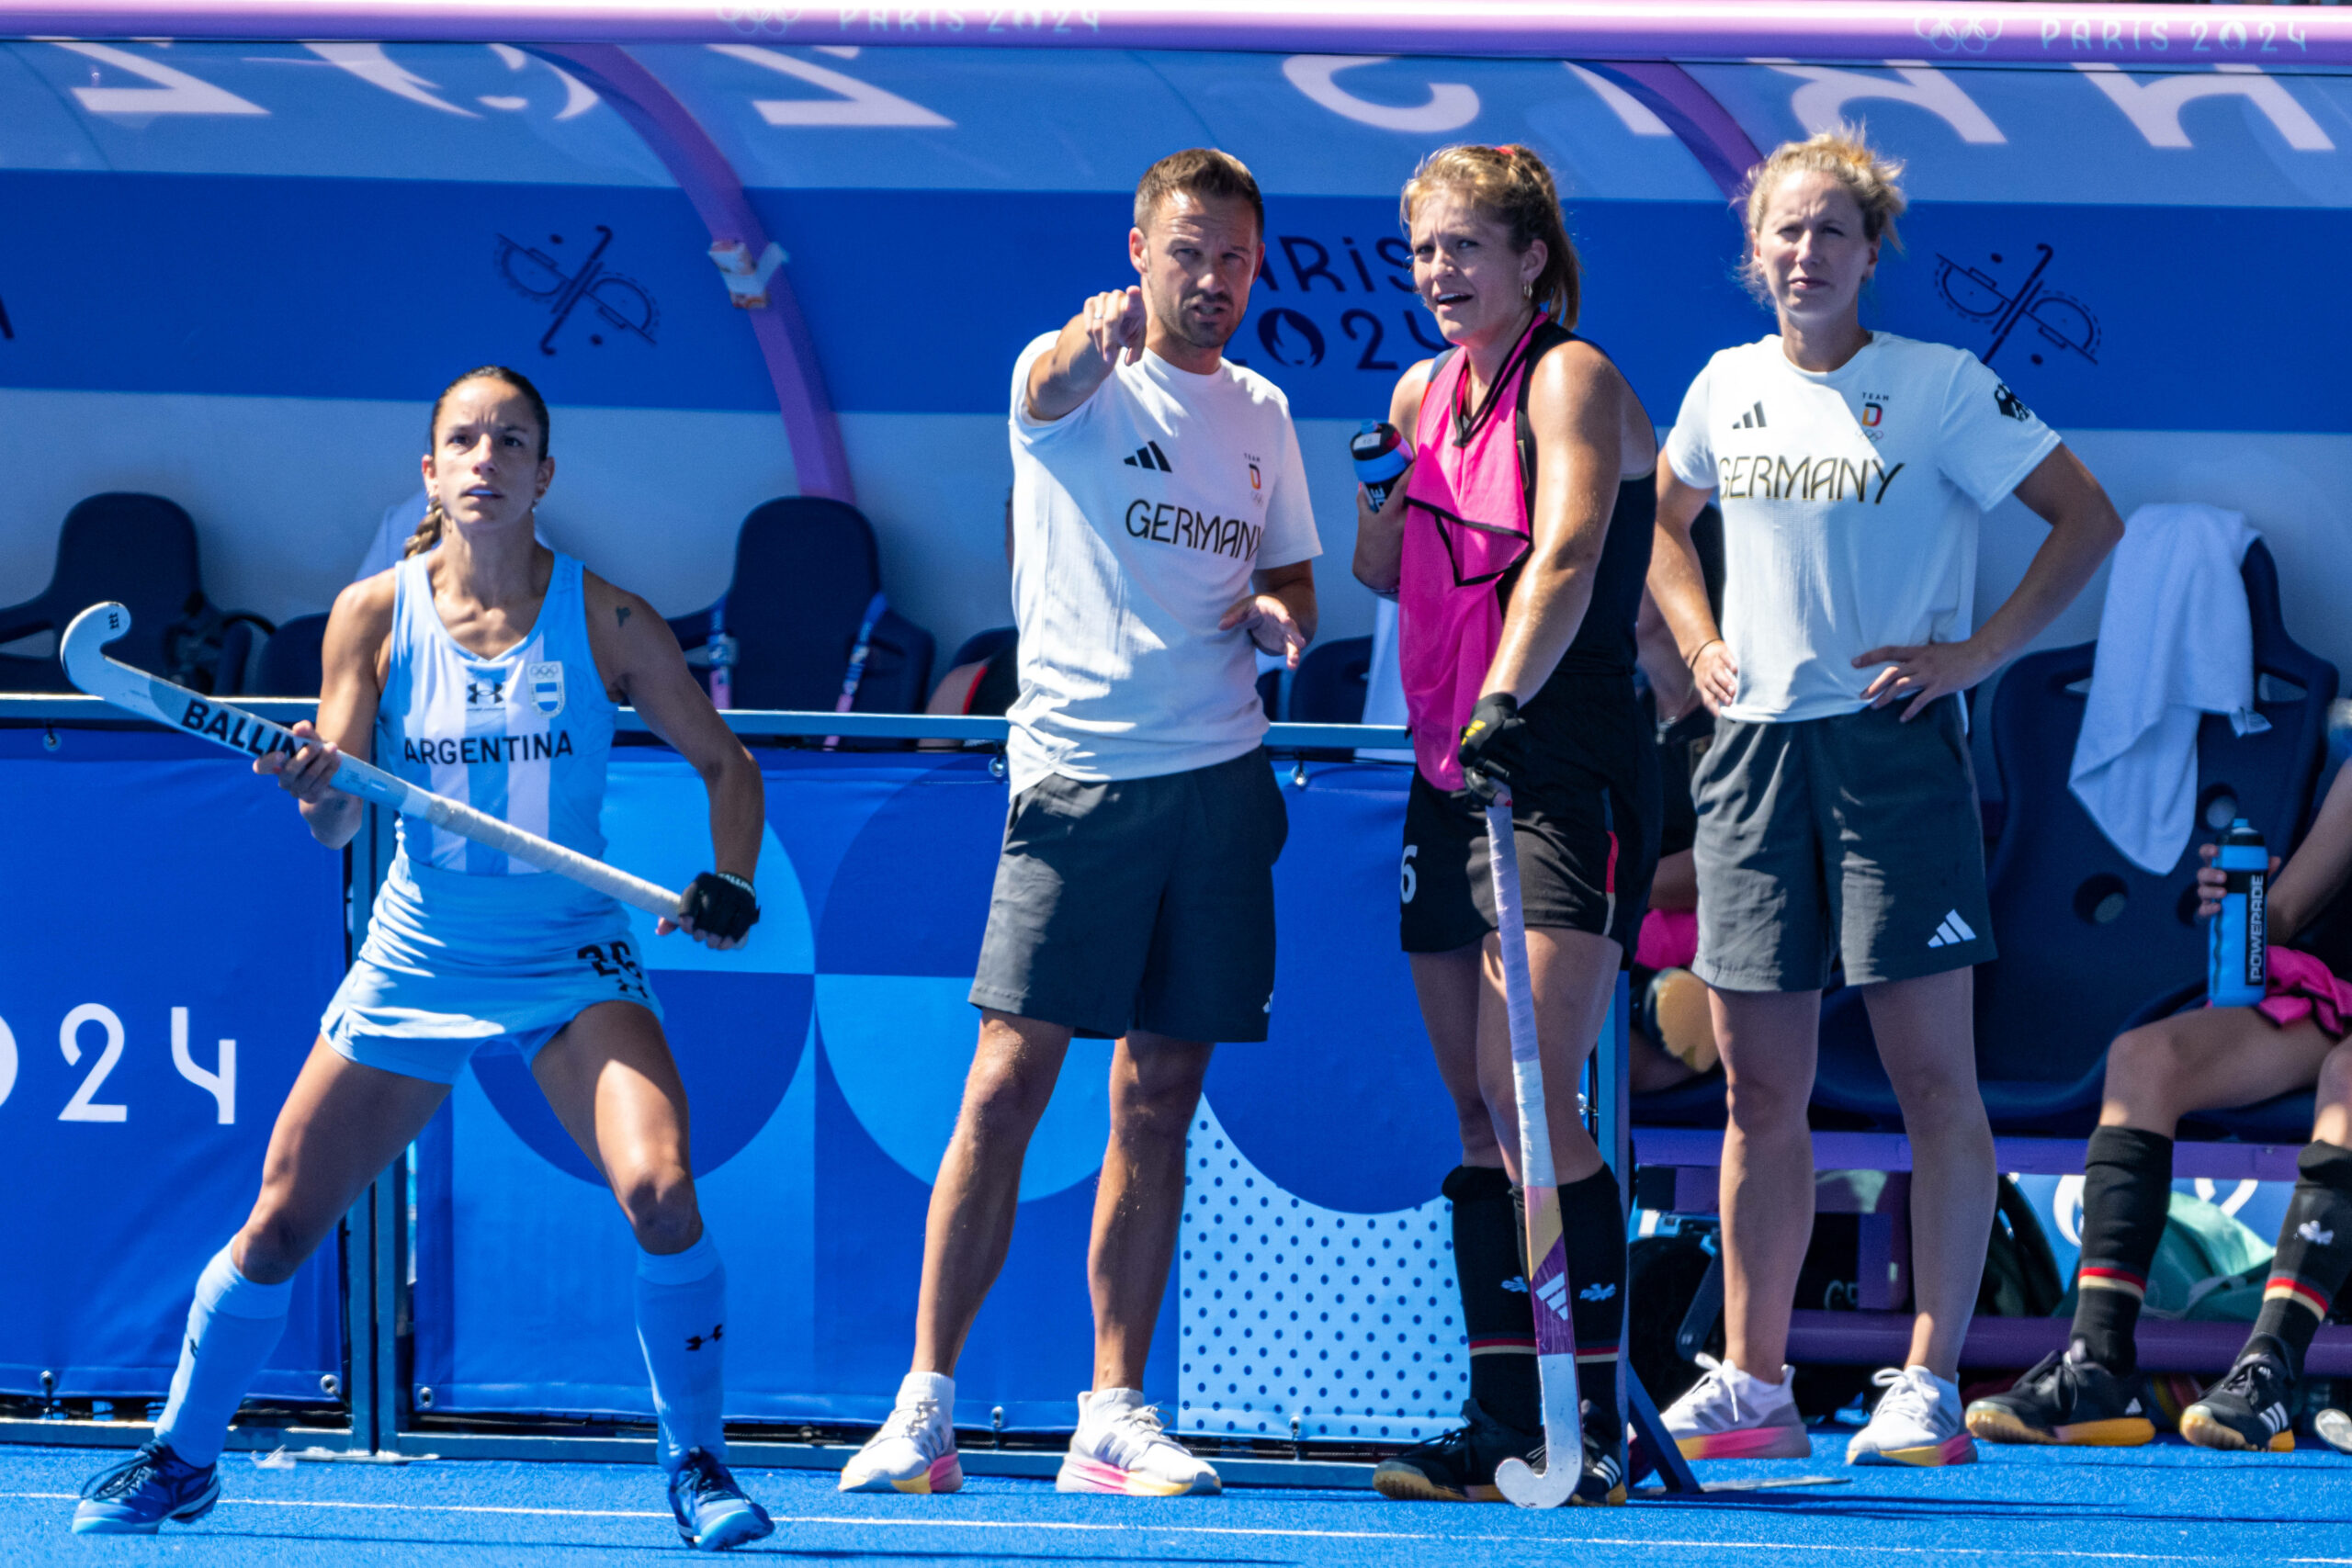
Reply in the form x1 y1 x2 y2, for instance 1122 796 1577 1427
1913 16 2005 54
715 4 804 35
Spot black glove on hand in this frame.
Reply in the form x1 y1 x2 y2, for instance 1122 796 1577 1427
678 871 760 942
1457 691 1525 805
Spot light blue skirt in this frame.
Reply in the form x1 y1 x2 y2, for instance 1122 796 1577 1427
322 854 664 1085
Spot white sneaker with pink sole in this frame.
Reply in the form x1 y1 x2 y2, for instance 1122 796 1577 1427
1055 1389 1220 1496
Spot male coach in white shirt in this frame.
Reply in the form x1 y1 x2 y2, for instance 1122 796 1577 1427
840 149 1320 1499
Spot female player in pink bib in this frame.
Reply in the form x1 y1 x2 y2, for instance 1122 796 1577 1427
1353 144 1659 1507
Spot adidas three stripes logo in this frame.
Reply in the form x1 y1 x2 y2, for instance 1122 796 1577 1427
1732 401 1768 430
1927 909 1978 950
1122 440 1173 472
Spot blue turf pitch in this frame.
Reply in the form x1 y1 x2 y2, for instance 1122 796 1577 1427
8 1436 2350 1565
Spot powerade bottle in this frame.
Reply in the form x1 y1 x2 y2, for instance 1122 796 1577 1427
1351 420 1409 511
2209 818 2269 1008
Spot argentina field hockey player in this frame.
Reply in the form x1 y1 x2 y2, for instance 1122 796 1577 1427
73 367 775 1552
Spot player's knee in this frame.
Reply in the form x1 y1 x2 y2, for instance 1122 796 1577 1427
617 1168 700 1254
233 1208 318 1285
2314 1044 2352 1122
1114 1073 1200 1145
2104 1021 2183 1105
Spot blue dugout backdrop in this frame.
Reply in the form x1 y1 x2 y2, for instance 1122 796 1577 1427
0 728 345 1403
404 751 1463 1436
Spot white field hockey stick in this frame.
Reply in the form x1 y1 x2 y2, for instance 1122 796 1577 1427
1480 785 1583 1508
63 601 682 918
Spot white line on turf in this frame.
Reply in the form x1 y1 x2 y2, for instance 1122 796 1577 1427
0 1492 2304 1561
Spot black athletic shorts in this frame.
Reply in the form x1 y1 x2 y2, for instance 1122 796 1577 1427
970 748 1288 1043
1399 672 1660 957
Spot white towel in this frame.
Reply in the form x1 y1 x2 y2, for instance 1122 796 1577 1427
2068 502 2268 874
1358 597 1413 761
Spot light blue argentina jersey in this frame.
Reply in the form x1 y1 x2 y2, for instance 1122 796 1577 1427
378 550 614 874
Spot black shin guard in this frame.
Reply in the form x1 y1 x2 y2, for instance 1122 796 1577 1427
2252 1141 2352 1376
2070 1125 2174 1375
1556 1167 1628 1435
1445 1165 1539 1433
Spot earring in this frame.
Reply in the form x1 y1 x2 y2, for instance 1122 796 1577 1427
1522 280 1532 299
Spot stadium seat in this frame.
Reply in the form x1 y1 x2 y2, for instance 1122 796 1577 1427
947 626 1017 671
0 493 209 693
1289 635 1373 725
666 498 934 713
249 612 332 697
1810 539 2338 1133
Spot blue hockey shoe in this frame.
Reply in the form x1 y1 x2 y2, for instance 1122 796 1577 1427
73 1440 220 1535
668 1448 774 1551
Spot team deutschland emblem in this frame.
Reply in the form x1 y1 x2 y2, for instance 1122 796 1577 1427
526 661 566 716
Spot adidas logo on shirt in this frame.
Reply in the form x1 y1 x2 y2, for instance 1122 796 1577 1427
1927 909 1978 949
1534 1273 1570 1318
2300 1221 2336 1246
1732 400 1767 430
1122 440 1173 472
1578 1281 1617 1303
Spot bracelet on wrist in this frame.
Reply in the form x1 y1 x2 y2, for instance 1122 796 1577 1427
1685 637 1723 669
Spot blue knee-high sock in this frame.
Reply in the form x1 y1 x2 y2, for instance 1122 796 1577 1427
636 1234 727 1472
153 1245 293 1469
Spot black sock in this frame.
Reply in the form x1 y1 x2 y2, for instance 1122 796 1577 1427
1444 1165 1538 1433
2070 1125 2174 1376
2251 1141 2352 1378
1556 1166 1628 1438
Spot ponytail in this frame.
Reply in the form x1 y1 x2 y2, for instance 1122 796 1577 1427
401 495 447 560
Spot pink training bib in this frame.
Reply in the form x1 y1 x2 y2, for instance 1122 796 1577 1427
1397 318 1544 790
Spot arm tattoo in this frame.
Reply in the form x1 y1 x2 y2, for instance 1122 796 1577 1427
616 605 632 628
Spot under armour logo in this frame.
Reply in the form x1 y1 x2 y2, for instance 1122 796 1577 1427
2300 1221 2335 1246
466 678 507 708
685 1323 725 1352
1578 1281 1618 1303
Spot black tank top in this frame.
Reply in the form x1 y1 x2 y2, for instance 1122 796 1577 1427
1458 321 1656 682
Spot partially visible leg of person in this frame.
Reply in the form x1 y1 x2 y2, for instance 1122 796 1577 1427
535 999 774 1548
1375 944 1538 1503
1476 925 1627 1445
2185 1031 2352 1452
915 1011 1073 1374
534 1001 718 1468
1863 969 1994 1381
1088 1031 1214 1391
1658 714 1822 1461
1710 987 1823 1382
76 1041 447 1534
176 1043 449 1461
1057 751 1283 1498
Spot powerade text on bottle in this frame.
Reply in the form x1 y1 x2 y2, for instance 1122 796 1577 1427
2209 818 2268 1008
1351 421 1409 512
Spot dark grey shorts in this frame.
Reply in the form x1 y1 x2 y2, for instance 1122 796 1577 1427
969 748 1288 1043
1692 697 1994 993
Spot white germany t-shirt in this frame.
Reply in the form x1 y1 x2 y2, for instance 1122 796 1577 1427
1005 333 1322 792
1664 332 2061 724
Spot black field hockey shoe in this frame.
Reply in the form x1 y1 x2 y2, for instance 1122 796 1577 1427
1965 1346 2157 1448
1372 1399 1539 1503
1573 1414 1628 1507
2181 1340 2299 1453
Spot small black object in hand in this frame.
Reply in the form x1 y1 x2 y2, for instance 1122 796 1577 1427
1457 691 1525 806
678 871 760 942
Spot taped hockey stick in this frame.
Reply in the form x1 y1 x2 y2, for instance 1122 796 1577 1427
63 601 681 918
1478 784 1584 1508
